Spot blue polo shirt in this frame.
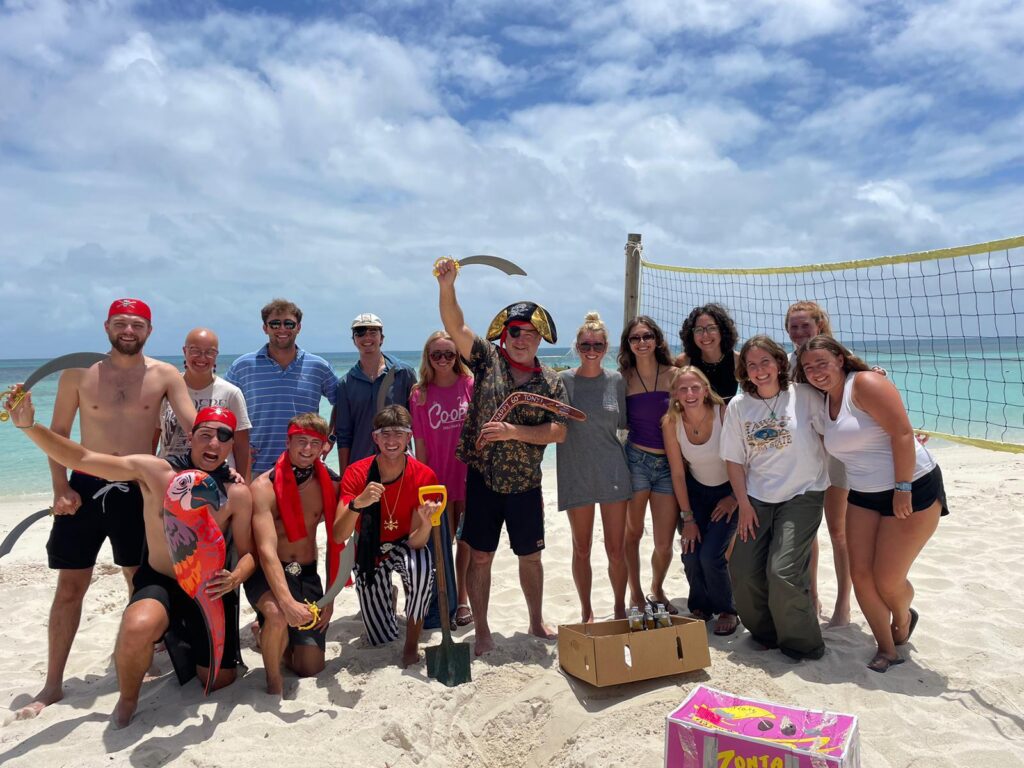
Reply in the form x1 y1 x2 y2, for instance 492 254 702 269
225 345 338 474
335 352 416 462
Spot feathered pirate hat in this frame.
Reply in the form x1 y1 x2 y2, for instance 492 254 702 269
485 301 558 345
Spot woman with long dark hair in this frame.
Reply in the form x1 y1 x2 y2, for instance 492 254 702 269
676 303 741 403
619 316 679 613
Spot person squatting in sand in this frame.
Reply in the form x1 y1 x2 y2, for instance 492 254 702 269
335 406 440 668
435 257 568 656
24 298 197 721
6 395 253 727
246 413 346 695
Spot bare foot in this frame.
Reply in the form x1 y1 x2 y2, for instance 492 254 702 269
250 621 262 650
825 604 851 629
528 623 557 640
15 687 63 720
813 595 825 620
265 677 283 696
474 633 495 656
110 697 137 729
613 604 627 620
581 610 595 624
401 649 422 668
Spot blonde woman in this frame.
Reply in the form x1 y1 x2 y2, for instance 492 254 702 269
556 312 631 621
410 331 474 627
662 366 739 635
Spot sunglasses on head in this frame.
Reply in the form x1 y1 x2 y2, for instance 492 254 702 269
266 319 297 330
429 350 457 362
578 342 606 353
353 327 381 338
193 426 234 442
628 333 656 344
507 325 538 339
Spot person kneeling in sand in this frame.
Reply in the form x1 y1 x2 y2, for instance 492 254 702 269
246 413 346 695
335 406 439 668
5 395 254 728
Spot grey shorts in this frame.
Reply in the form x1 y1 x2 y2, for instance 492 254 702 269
625 443 674 496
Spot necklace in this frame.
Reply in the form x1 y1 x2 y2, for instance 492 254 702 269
683 407 711 437
759 391 782 421
381 463 406 533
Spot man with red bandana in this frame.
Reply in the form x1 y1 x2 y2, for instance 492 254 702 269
434 259 568 657
4 398 254 727
17 298 197 720
246 413 346 695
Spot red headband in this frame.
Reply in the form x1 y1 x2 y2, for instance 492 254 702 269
108 298 152 322
288 424 328 441
194 406 237 431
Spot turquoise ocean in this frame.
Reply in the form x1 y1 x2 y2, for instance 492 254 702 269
1 340 1021 499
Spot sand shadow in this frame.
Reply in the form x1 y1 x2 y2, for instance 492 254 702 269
0 712 108 765
561 667 712 713
465 631 558 670
8 669 119 715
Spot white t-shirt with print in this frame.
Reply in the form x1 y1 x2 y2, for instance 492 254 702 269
720 383 827 503
159 377 252 466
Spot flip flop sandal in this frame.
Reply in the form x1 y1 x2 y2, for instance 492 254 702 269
867 654 905 673
713 613 740 636
455 603 474 627
895 608 919 646
646 594 679 615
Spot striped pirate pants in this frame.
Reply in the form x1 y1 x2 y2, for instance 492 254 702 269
355 542 434 646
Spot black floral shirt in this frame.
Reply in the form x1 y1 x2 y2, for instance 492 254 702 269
456 337 568 493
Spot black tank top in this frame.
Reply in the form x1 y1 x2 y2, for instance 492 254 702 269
694 354 738 402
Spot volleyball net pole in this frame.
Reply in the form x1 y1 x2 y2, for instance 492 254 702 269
627 235 1024 454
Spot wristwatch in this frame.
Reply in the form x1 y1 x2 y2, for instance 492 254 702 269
894 481 913 492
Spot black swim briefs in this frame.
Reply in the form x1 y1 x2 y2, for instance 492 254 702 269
47 471 145 570
130 557 241 682
244 562 327 652
847 465 950 518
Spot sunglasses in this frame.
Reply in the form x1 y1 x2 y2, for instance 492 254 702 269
578 342 607 353
193 426 234 442
429 350 457 362
266 319 297 330
628 333 656 345
373 427 412 438
353 327 381 338
507 325 538 339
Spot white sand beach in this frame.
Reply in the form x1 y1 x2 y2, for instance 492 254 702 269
1 441 1022 767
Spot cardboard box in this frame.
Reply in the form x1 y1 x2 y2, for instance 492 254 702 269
664 685 860 768
558 616 711 686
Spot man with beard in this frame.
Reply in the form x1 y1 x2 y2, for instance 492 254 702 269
4 396 254 728
225 299 338 477
335 313 416 475
245 413 345 695
156 327 252 475
19 298 196 720
434 261 568 657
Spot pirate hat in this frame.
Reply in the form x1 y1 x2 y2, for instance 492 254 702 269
486 301 557 344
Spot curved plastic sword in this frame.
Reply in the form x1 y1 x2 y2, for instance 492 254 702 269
1 352 109 422
433 255 527 278
0 509 52 560
315 532 357 609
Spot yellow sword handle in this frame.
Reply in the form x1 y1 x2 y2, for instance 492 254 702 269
297 601 321 632
431 257 461 277
418 485 448 526
0 387 27 423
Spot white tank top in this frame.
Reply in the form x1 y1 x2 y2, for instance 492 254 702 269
675 404 730 487
822 372 935 492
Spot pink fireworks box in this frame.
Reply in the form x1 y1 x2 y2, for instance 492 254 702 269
665 685 859 768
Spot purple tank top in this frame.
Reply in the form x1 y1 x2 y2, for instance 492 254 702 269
626 391 670 450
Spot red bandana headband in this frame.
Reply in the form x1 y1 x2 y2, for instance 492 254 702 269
107 298 152 322
194 406 237 432
288 424 329 441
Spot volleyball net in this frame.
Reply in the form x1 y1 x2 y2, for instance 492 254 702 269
627 235 1024 453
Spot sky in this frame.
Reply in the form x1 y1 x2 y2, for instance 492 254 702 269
1 0 1022 357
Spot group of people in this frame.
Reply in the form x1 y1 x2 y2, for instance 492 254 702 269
3 261 947 728
556 301 946 674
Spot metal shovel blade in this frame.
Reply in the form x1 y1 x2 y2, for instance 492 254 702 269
424 525 472 686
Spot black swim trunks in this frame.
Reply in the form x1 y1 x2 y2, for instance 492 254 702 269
130 557 241 683
461 467 545 556
847 465 950 518
244 562 326 651
47 471 145 570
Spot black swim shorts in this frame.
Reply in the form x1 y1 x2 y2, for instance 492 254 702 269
47 471 145 570
244 562 326 652
130 558 241 682
847 465 950 518
461 467 545 556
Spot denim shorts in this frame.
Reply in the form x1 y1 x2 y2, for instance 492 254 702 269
625 443 674 496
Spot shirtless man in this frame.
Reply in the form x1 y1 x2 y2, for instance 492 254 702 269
245 413 345 695
6 397 253 727
24 298 196 719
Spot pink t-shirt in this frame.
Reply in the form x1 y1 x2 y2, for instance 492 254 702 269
410 376 473 502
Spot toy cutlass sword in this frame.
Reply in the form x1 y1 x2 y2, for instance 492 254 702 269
432 255 527 278
296 533 357 630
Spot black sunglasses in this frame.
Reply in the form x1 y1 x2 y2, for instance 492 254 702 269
353 327 381 337
429 350 457 362
628 333 656 344
266 319 297 330
193 426 235 442
578 342 606 353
